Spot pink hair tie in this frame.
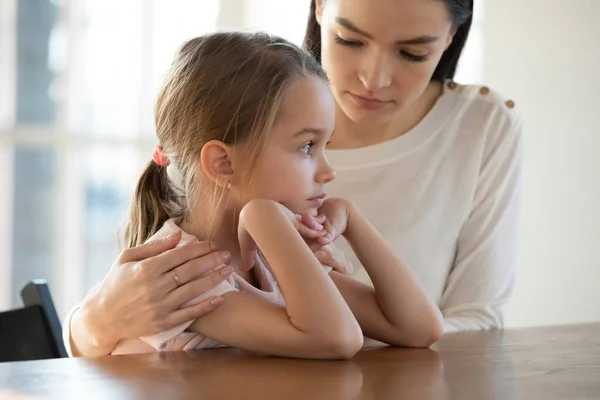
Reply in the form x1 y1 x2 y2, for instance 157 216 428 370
152 145 170 167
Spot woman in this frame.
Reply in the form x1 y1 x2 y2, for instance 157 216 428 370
64 0 522 356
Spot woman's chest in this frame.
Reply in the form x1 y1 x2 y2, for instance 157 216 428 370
327 163 478 302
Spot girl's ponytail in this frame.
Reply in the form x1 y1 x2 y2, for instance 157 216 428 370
122 32 330 248
124 161 172 248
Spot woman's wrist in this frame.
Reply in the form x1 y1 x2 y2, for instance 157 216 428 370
71 291 118 356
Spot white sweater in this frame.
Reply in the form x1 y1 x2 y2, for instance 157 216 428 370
327 81 524 333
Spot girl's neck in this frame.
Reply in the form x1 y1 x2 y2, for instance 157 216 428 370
328 81 443 150
180 208 254 284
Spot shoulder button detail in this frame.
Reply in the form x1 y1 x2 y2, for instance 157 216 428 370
447 81 458 90
505 99 515 109
479 86 490 95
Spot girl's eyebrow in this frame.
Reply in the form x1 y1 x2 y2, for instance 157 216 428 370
293 127 326 137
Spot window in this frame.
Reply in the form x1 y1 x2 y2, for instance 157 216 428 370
0 0 220 317
242 0 311 46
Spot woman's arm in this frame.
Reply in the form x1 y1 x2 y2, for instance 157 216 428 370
189 199 363 359
439 114 524 333
325 199 443 348
66 232 231 357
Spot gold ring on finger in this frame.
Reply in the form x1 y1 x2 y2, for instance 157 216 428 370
172 269 182 288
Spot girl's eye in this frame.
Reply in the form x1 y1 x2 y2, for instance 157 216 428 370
300 141 314 155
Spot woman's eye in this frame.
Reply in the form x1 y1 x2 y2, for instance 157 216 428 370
400 51 429 62
335 36 362 47
336 35 428 63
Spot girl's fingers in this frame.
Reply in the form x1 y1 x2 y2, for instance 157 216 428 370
296 223 327 239
317 234 333 246
300 213 324 231
315 246 352 275
315 214 327 224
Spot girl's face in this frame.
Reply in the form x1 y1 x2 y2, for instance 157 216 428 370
240 77 337 216
316 0 454 125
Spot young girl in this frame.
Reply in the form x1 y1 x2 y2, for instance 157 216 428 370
110 31 442 359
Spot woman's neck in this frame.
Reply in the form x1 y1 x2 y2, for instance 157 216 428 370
328 81 443 150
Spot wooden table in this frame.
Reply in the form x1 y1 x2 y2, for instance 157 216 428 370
1 323 599 399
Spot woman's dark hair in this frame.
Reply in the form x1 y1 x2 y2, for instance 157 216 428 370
303 0 473 82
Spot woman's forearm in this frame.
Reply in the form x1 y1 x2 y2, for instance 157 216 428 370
68 294 118 357
344 202 443 344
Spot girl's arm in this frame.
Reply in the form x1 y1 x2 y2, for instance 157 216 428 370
327 199 444 348
189 199 363 359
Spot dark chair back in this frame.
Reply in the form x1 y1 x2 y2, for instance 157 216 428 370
0 280 68 362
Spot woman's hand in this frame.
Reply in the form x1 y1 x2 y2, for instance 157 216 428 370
71 231 233 356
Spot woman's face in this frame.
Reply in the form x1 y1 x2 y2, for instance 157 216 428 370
316 0 454 125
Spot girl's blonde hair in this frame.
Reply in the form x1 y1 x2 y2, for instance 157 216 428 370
124 31 328 248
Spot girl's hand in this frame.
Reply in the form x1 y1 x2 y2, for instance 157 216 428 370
313 197 351 245
314 242 354 276
298 212 353 276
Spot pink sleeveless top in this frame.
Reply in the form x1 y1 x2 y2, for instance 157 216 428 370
111 219 288 355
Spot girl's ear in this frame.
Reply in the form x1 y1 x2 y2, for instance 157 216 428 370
200 140 235 190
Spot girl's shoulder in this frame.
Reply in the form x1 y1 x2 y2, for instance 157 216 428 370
141 218 201 248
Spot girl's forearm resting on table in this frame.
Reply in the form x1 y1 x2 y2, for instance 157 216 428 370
189 200 363 359
244 201 360 339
